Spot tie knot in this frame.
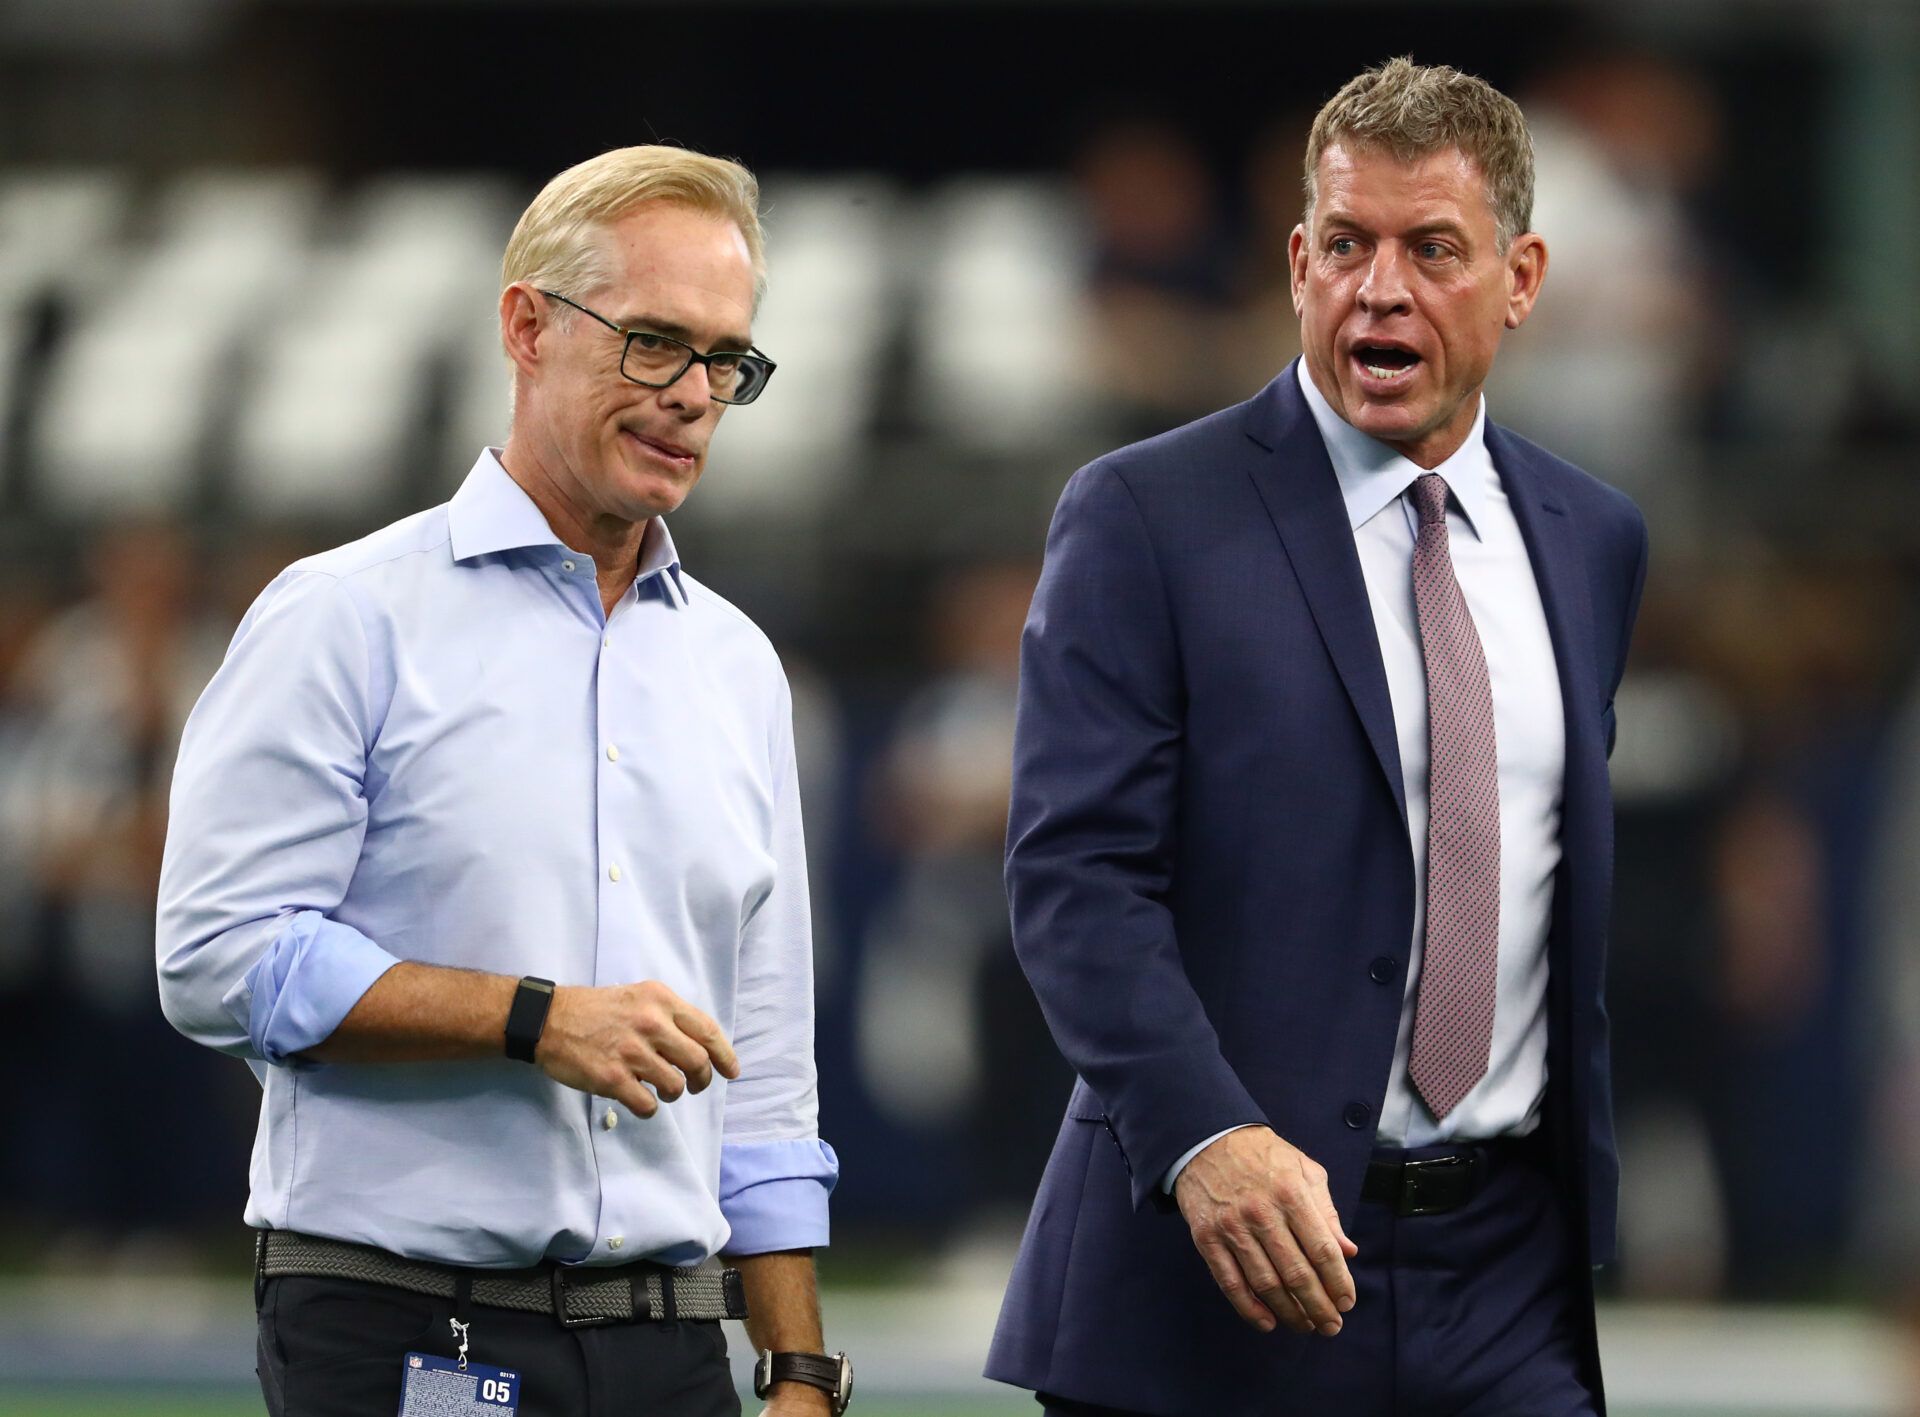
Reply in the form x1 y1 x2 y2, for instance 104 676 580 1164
1411 473 1451 528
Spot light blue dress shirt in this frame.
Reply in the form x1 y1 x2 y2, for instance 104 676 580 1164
157 450 837 1268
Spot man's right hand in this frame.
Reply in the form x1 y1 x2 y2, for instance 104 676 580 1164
1172 1126 1358 1337
536 980 740 1119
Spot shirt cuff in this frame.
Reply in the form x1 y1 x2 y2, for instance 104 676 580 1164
1162 1125 1262 1194
232 909 401 1068
718 1138 839 1255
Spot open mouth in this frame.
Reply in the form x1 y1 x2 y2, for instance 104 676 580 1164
1352 345 1422 381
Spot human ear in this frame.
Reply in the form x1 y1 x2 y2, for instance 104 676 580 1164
1503 233 1548 330
500 283 545 377
1288 224 1310 318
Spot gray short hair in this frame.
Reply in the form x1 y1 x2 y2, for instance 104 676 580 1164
1303 57 1535 252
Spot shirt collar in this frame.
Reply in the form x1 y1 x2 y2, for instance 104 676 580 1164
447 448 688 604
1293 360 1494 541
448 449 566 560
634 515 686 605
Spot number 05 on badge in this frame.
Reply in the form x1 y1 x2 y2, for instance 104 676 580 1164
399 1352 521 1414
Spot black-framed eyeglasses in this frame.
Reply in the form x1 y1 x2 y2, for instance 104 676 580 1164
538 289 776 406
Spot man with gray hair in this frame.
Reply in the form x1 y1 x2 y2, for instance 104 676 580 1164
158 147 849 1416
989 59 1648 1415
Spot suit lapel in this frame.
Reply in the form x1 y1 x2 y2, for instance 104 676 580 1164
1490 425 1603 788
1243 369 1408 828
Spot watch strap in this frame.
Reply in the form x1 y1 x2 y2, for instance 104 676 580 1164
756 1351 850 1411
504 976 555 1063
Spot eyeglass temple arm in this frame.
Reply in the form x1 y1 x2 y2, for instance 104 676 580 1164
536 289 621 334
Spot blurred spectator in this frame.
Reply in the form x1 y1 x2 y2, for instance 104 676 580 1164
0 568 55 981
1602 561 1739 1299
1074 118 1243 434
5 520 251 1256
855 561 1071 1227
787 654 848 991
1495 53 1728 534
1603 553 1904 1303
1690 557 1899 1299
1232 112 1311 388
0 567 56 1229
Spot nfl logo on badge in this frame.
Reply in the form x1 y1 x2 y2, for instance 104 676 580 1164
409 1356 423 1369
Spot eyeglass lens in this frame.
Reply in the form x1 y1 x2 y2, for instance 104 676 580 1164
623 335 770 403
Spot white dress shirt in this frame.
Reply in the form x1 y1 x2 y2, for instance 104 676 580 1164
1166 364 1565 1187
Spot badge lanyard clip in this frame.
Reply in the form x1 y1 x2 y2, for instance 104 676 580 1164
450 1272 475 1370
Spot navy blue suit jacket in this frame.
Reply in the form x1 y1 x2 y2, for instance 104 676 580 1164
986 365 1649 1414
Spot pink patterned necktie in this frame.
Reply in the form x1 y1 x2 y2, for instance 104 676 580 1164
1406 472 1501 1121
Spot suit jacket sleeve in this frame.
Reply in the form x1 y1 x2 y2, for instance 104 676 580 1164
1007 458 1266 1212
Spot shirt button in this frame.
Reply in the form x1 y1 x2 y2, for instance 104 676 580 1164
608 864 621 883
562 560 576 572
1369 957 1399 984
601 1110 618 1131
602 637 611 649
1343 1102 1372 1130
606 1236 624 1251
606 744 619 762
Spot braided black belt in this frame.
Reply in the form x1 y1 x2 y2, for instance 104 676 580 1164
255 1230 748 1327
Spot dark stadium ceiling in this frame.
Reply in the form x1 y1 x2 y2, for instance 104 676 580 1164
0 0 1904 68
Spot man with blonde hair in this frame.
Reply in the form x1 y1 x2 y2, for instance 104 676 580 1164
159 146 850 1416
990 59 1648 1415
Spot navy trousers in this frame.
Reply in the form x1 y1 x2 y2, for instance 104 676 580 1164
256 1273 740 1417
1042 1138 1598 1417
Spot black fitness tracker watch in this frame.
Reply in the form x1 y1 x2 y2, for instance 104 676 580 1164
503 976 555 1062
753 1350 852 1412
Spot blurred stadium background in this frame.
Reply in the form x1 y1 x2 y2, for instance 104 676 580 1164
1 0 1918 1411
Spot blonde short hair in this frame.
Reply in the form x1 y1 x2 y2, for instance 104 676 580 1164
1304 57 1535 252
501 145 767 312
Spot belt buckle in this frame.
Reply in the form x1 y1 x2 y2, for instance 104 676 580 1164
550 1266 621 1329
1400 1152 1470 1217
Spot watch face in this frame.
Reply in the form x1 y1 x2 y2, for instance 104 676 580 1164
835 1352 854 1411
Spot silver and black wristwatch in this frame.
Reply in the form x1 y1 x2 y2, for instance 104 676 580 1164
753 1350 852 1412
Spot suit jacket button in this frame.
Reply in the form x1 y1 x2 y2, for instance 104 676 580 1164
1369 956 1398 983
1343 1102 1371 1129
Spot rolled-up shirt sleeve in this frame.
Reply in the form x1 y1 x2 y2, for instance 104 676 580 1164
718 670 838 1254
719 1137 840 1255
156 568 400 1066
